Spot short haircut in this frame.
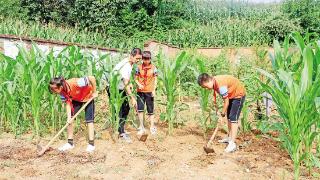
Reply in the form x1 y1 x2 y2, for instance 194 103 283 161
197 73 212 86
48 76 65 93
142 51 151 59
130 48 142 57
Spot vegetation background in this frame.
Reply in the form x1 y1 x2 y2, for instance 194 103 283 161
0 0 319 49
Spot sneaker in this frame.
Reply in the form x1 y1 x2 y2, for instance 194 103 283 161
137 128 146 136
150 126 157 135
58 143 74 152
119 133 132 143
218 137 230 143
224 141 237 153
86 144 95 153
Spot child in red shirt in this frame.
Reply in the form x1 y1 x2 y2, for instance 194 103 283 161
48 76 98 153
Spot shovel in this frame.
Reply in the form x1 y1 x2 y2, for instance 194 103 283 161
132 101 148 142
203 118 221 154
137 131 148 142
37 96 96 157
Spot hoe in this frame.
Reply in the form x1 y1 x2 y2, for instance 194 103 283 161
37 96 95 157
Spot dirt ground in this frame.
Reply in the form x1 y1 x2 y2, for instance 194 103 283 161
0 95 315 180
0 120 298 180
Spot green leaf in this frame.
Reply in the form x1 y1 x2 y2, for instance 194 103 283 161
291 32 306 55
315 97 320 114
257 68 280 89
300 46 314 95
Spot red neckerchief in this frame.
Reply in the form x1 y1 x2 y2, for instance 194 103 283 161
213 78 219 114
60 80 74 113
141 63 152 86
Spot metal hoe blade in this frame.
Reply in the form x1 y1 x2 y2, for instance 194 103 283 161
37 144 53 157
138 134 148 142
203 145 215 154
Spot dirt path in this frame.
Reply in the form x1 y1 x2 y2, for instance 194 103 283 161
0 121 295 180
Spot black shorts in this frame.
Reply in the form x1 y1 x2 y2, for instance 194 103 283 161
137 92 154 115
72 100 95 123
227 96 245 123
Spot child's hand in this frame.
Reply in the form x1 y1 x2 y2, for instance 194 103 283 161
67 117 73 124
218 113 225 122
151 90 156 97
92 92 99 98
131 97 137 109
138 83 144 90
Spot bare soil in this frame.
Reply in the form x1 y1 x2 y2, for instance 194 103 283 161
0 121 297 180
1 96 316 179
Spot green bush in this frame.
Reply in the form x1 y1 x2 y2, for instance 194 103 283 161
260 13 301 42
0 0 26 18
20 0 73 24
20 0 187 36
282 0 320 34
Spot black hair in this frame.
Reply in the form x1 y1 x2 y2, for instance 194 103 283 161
197 73 212 86
130 48 142 57
142 51 152 59
48 76 65 93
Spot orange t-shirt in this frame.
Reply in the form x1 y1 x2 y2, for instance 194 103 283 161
60 77 93 102
214 75 246 99
135 63 157 93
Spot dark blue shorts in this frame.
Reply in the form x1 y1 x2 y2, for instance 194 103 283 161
227 96 245 123
72 100 95 123
137 92 154 115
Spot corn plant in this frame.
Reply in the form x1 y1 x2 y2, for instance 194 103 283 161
187 57 215 136
258 32 320 179
233 57 260 132
0 16 141 49
157 51 188 134
253 46 271 119
0 45 108 137
239 102 251 132
105 72 126 138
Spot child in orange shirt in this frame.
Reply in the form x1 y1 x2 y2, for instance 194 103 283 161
49 76 98 153
198 73 246 153
135 51 158 135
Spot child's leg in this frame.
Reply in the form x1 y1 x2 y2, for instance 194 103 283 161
230 122 239 142
228 96 246 142
85 100 95 145
146 92 156 134
227 101 232 138
67 122 74 142
58 101 80 151
137 92 145 130
149 114 155 128
58 123 75 151
138 112 144 129
87 122 94 143
228 121 231 137
67 101 82 144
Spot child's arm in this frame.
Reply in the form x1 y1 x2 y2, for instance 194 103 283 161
221 98 229 117
66 103 72 123
134 67 144 89
152 67 158 96
135 79 144 90
88 76 97 92
152 76 157 97
88 76 98 97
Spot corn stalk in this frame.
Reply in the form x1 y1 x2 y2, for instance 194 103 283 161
0 45 109 137
258 32 320 179
157 51 188 134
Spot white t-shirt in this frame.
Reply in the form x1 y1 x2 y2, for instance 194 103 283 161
113 58 132 90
